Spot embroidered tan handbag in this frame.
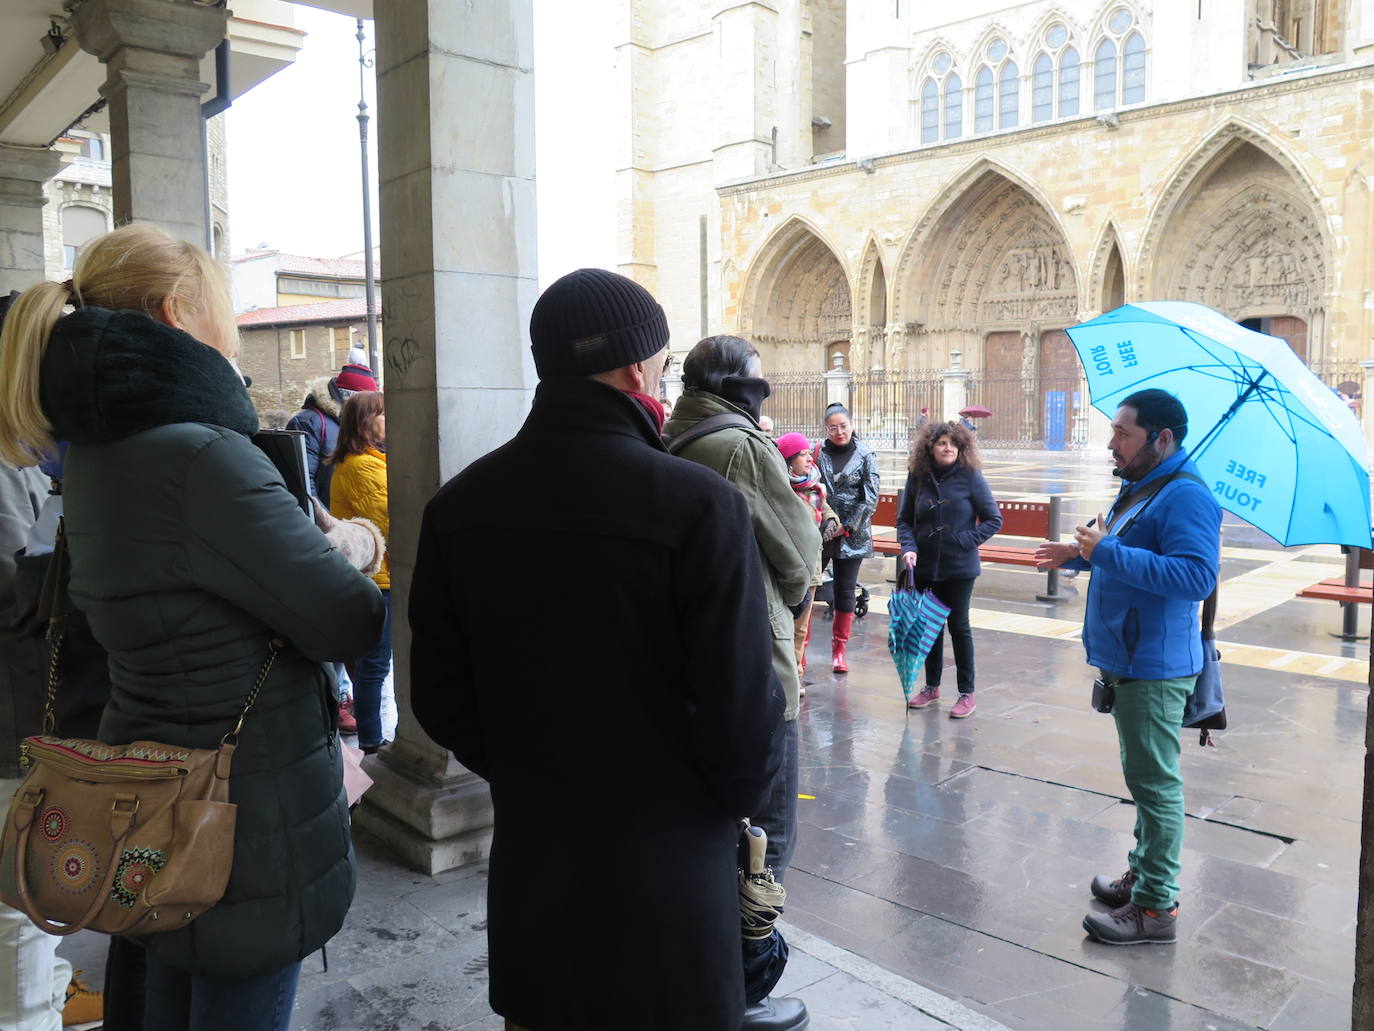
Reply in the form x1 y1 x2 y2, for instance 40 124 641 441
0 523 281 936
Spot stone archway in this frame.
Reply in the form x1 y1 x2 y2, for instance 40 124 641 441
741 218 852 373
1146 137 1329 359
896 167 1081 445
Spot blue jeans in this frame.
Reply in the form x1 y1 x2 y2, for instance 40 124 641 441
352 588 392 748
143 956 299 1031
755 717 799 881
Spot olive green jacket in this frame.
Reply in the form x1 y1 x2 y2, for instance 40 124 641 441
665 391 820 719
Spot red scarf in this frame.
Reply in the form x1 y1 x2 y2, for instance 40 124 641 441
625 391 666 434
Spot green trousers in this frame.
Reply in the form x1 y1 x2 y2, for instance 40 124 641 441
1103 671 1195 910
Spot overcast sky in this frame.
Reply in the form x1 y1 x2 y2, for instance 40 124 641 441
225 3 616 286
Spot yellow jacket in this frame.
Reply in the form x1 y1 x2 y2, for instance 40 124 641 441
330 447 389 589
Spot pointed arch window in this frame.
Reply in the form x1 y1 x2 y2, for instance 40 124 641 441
1122 32 1146 103
1032 53 1053 123
974 66 995 132
999 60 1019 128
1094 9 1147 109
920 78 939 143
1031 26 1080 125
1059 46 1080 115
943 73 963 140
1094 38 1117 109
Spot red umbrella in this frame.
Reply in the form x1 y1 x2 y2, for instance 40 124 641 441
959 405 992 418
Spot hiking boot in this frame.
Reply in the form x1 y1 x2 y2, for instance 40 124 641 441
949 693 977 718
338 698 358 734
1090 869 1136 907
741 995 809 1030
907 686 940 709
1082 901 1178 945
63 970 103 1029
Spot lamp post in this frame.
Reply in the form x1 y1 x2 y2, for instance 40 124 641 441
356 18 380 377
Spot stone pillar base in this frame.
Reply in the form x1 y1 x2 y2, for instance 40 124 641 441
352 746 495 876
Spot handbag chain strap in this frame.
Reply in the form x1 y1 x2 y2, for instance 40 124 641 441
40 518 284 746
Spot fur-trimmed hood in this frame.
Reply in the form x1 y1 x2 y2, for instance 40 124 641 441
301 375 342 422
41 307 258 444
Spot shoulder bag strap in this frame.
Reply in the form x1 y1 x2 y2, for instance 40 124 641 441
663 413 754 455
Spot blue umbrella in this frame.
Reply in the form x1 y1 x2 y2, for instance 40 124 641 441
1065 301 1370 548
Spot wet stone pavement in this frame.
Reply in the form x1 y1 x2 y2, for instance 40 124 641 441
784 448 1366 1030
55 449 1369 1029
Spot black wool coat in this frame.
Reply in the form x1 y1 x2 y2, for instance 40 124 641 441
40 308 386 977
896 462 1003 582
411 378 786 1031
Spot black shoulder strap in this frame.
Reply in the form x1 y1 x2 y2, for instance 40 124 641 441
663 413 755 455
1106 470 1206 533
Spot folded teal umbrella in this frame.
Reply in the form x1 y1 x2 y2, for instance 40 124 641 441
888 578 952 702
1065 301 1371 548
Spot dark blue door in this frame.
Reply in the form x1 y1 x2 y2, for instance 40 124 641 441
1044 390 1067 450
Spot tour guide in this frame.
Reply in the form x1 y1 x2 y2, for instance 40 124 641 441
1035 388 1221 945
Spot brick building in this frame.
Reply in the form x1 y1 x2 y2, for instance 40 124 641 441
237 297 380 421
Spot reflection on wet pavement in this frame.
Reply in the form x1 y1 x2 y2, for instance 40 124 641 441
793 450 1364 1030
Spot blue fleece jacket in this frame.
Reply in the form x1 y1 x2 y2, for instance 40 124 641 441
1066 447 1222 679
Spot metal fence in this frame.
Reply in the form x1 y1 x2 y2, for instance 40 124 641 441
850 371 943 450
764 372 829 438
962 375 1090 450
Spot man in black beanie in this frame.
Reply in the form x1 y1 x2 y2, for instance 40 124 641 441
410 269 788 1031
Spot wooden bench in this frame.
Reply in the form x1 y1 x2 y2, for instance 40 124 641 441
871 492 1066 601
1297 548 1374 640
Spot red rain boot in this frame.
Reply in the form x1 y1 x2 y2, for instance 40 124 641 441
832 611 855 673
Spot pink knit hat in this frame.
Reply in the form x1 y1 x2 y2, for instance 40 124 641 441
775 432 811 461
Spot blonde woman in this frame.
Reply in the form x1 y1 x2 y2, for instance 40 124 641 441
327 391 390 753
0 224 385 1031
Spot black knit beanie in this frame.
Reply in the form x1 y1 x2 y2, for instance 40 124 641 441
529 268 669 378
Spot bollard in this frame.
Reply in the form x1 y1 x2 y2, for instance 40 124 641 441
1036 495 1065 603
1332 546 1370 641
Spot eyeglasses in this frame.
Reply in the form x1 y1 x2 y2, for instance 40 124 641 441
825 423 851 434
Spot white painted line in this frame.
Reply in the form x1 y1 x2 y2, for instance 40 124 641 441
780 921 1016 1031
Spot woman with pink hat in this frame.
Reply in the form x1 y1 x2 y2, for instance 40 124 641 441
775 433 841 685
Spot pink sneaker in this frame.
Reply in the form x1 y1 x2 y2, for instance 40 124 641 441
907 686 940 709
949 693 977 719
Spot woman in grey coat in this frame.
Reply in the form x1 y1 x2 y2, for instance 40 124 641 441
0 225 385 1031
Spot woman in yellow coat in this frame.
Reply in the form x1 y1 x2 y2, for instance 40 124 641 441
329 391 390 751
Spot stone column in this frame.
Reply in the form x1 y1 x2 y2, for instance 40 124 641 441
354 0 537 874
70 0 226 245
940 351 972 421
824 353 852 409
0 145 63 294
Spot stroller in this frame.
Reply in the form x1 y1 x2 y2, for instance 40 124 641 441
813 566 870 618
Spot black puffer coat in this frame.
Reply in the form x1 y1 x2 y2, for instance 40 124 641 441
39 308 386 977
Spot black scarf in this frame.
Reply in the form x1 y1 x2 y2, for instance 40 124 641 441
40 307 259 445
824 437 857 461
715 376 771 424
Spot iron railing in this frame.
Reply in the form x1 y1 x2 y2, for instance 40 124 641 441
764 372 829 438
850 370 943 450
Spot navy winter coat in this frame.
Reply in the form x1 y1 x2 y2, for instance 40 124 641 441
895 462 1003 581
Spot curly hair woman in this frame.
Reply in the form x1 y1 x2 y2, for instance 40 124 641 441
895 421 1002 717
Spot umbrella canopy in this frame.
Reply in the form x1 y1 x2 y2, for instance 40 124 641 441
958 405 993 418
1066 301 1370 548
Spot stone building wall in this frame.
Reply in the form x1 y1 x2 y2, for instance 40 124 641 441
717 62 1374 393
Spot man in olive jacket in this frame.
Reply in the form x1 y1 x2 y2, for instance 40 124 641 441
664 335 819 876
410 270 785 1031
